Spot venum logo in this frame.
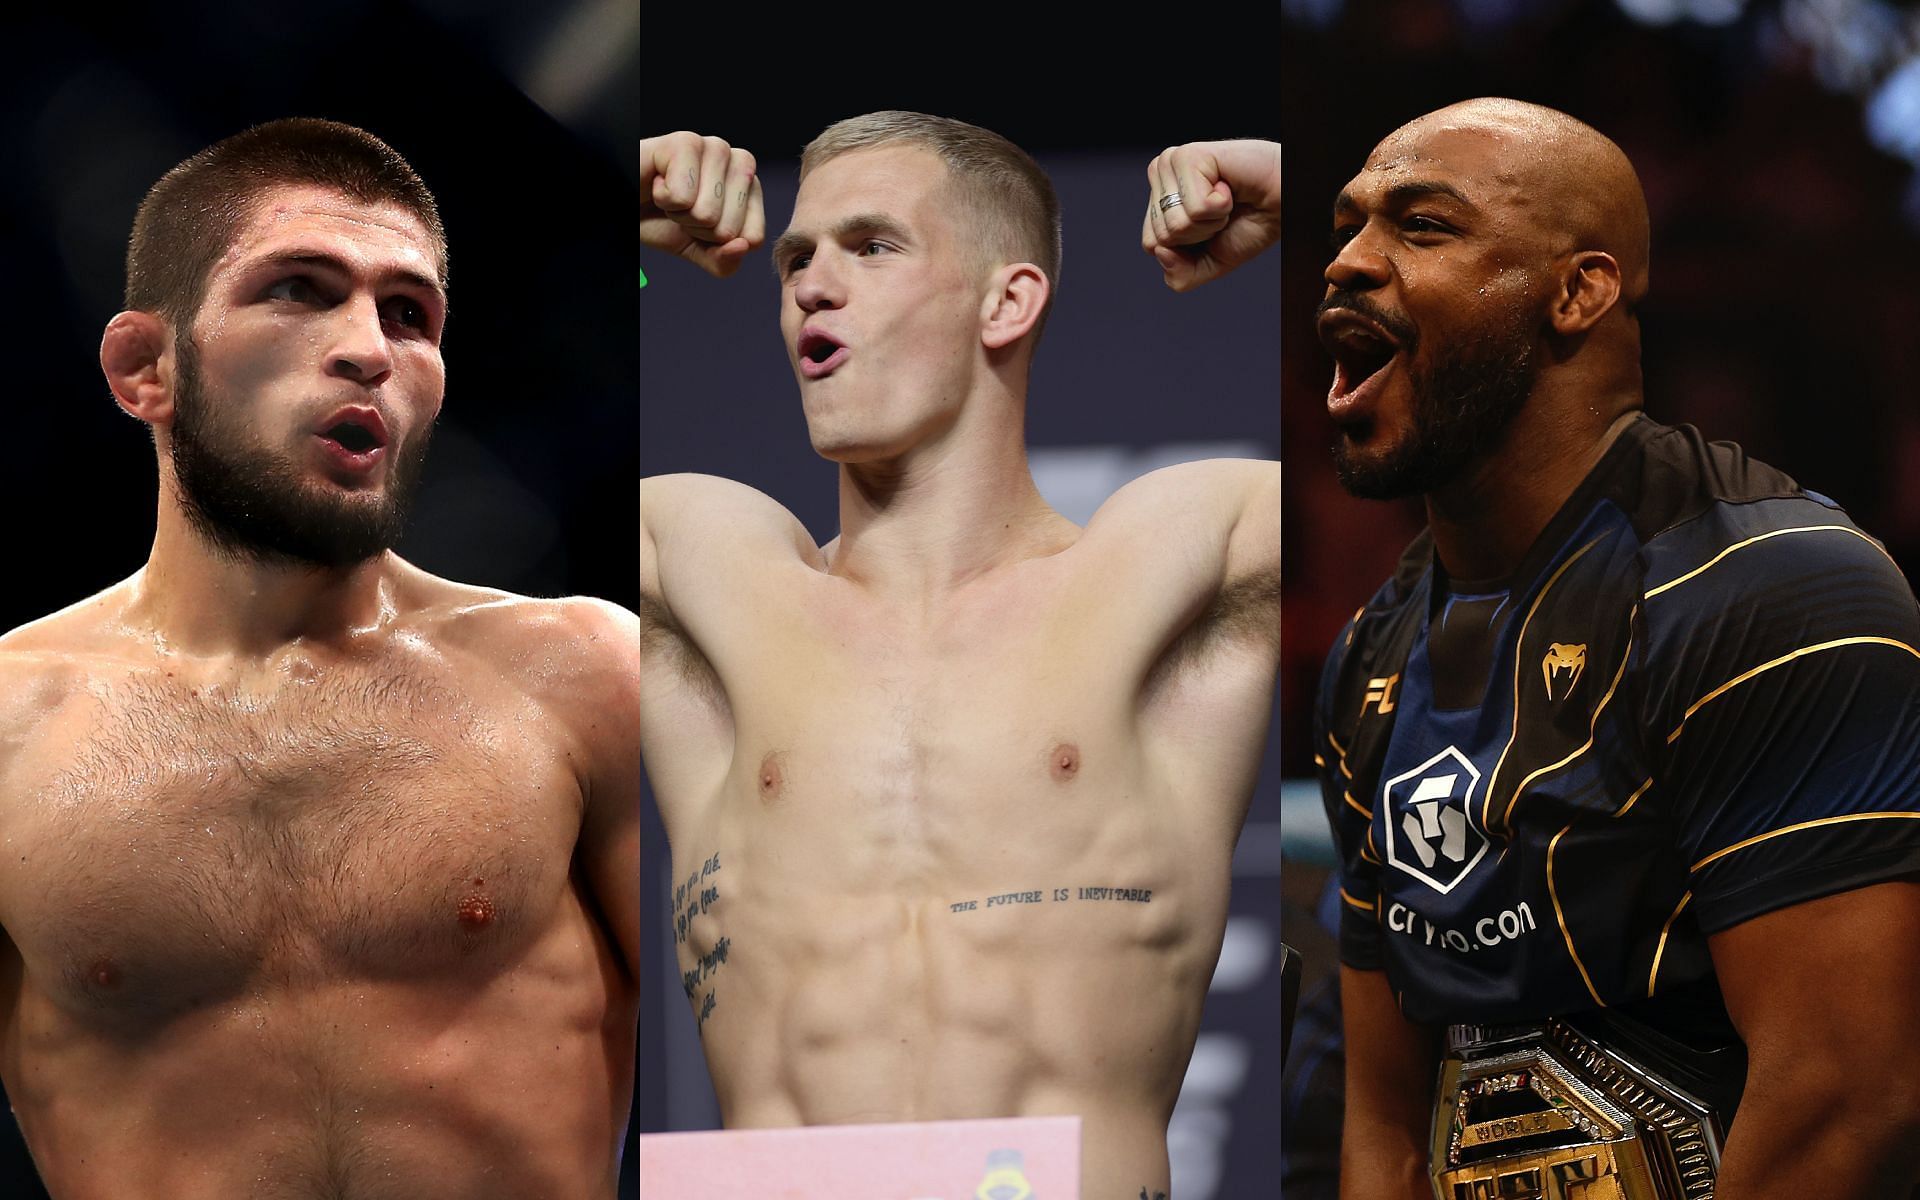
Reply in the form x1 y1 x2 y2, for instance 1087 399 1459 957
1542 642 1587 701
1382 745 1490 894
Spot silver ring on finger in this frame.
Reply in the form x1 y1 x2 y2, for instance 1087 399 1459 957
1158 191 1184 212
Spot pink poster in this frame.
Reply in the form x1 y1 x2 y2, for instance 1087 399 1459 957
639 1115 1082 1199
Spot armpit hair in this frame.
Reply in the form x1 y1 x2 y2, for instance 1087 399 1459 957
638 593 726 709
1146 565 1282 687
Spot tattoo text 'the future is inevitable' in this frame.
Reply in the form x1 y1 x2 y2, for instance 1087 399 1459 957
948 886 1154 913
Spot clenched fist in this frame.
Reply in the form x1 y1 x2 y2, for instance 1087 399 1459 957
641 132 767 278
1141 140 1281 292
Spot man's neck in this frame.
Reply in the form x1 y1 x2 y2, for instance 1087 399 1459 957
827 419 1076 605
128 501 402 658
1424 404 1642 584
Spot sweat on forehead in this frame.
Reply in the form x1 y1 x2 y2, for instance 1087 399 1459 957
1368 98 1651 295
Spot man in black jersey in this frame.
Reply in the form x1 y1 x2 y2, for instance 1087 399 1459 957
1314 97 1920 1199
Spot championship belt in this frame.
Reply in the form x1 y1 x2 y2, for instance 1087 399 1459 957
1429 1015 1741 1200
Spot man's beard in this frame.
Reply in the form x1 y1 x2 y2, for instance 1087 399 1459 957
1327 292 1538 500
169 340 432 569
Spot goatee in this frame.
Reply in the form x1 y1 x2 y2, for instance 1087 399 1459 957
1328 292 1537 501
169 339 431 568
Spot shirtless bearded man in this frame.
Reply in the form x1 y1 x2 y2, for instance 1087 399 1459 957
0 120 640 1198
640 113 1281 1196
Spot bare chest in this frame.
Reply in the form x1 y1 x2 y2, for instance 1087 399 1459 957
698 574 1179 868
0 671 581 1021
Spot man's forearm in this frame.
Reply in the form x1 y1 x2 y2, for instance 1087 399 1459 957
1339 966 1440 1200
1338 1124 1430 1200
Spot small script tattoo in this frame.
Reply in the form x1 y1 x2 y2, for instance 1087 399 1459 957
948 885 1154 914
670 851 722 945
670 852 728 1032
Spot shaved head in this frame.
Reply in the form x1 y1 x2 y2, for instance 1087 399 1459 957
1319 98 1652 500
1373 98 1650 306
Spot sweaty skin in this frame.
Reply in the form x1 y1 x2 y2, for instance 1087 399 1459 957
1364 99 1648 299
0 564 637 1198
0 566 639 1200
0 157 641 1197
642 462 1278 1200
1323 98 1651 581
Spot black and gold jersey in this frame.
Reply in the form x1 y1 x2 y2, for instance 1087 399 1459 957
1316 415 1920 1027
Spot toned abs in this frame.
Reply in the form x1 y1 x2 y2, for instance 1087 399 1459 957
648 506 1273 1199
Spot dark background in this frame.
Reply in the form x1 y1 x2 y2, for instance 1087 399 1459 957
0 2 637 1195
638 100 1284 1195
1277 1 1920 1194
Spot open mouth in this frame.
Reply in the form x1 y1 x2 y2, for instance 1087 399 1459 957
324 421 381 452
1320 313 1401 402
797 327 848 376
315 407 389 464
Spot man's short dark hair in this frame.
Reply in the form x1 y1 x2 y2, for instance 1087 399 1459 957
126 118 446 330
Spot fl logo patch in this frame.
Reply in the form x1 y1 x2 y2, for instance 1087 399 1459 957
1382 746 1490 893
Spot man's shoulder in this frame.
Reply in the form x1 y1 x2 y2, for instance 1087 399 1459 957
1609 418 1807 542
1316 530 1435 735
0 582 145 749
1625 429 1912 644
0 577 143 673
412 575 636 670
406 584 639 760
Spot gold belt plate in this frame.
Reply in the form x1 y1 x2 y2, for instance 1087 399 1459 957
1428 1021 1723 1200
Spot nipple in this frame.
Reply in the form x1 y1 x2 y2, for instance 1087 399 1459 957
757 751 785 803
1049 742 1081 781
89 957 120 989
457 879 495 929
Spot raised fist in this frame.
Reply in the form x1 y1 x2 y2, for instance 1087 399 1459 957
642 132 767 278
1141 140 1281 292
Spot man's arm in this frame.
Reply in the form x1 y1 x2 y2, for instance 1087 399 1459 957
1313 606 1434 1200
1630 514 1920 1196
1140 139 1281 291
1709 881 1920 1198
1338 965 1440 1200
1225 456 1281 596
556 599 642 988
637 475 735 833
1083 458 1279 588
1079 458 1279 683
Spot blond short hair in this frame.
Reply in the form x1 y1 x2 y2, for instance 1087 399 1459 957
801 111 1062 339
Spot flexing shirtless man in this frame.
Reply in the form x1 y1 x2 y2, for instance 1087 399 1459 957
640 113 1281 1196
0 120 639 1198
